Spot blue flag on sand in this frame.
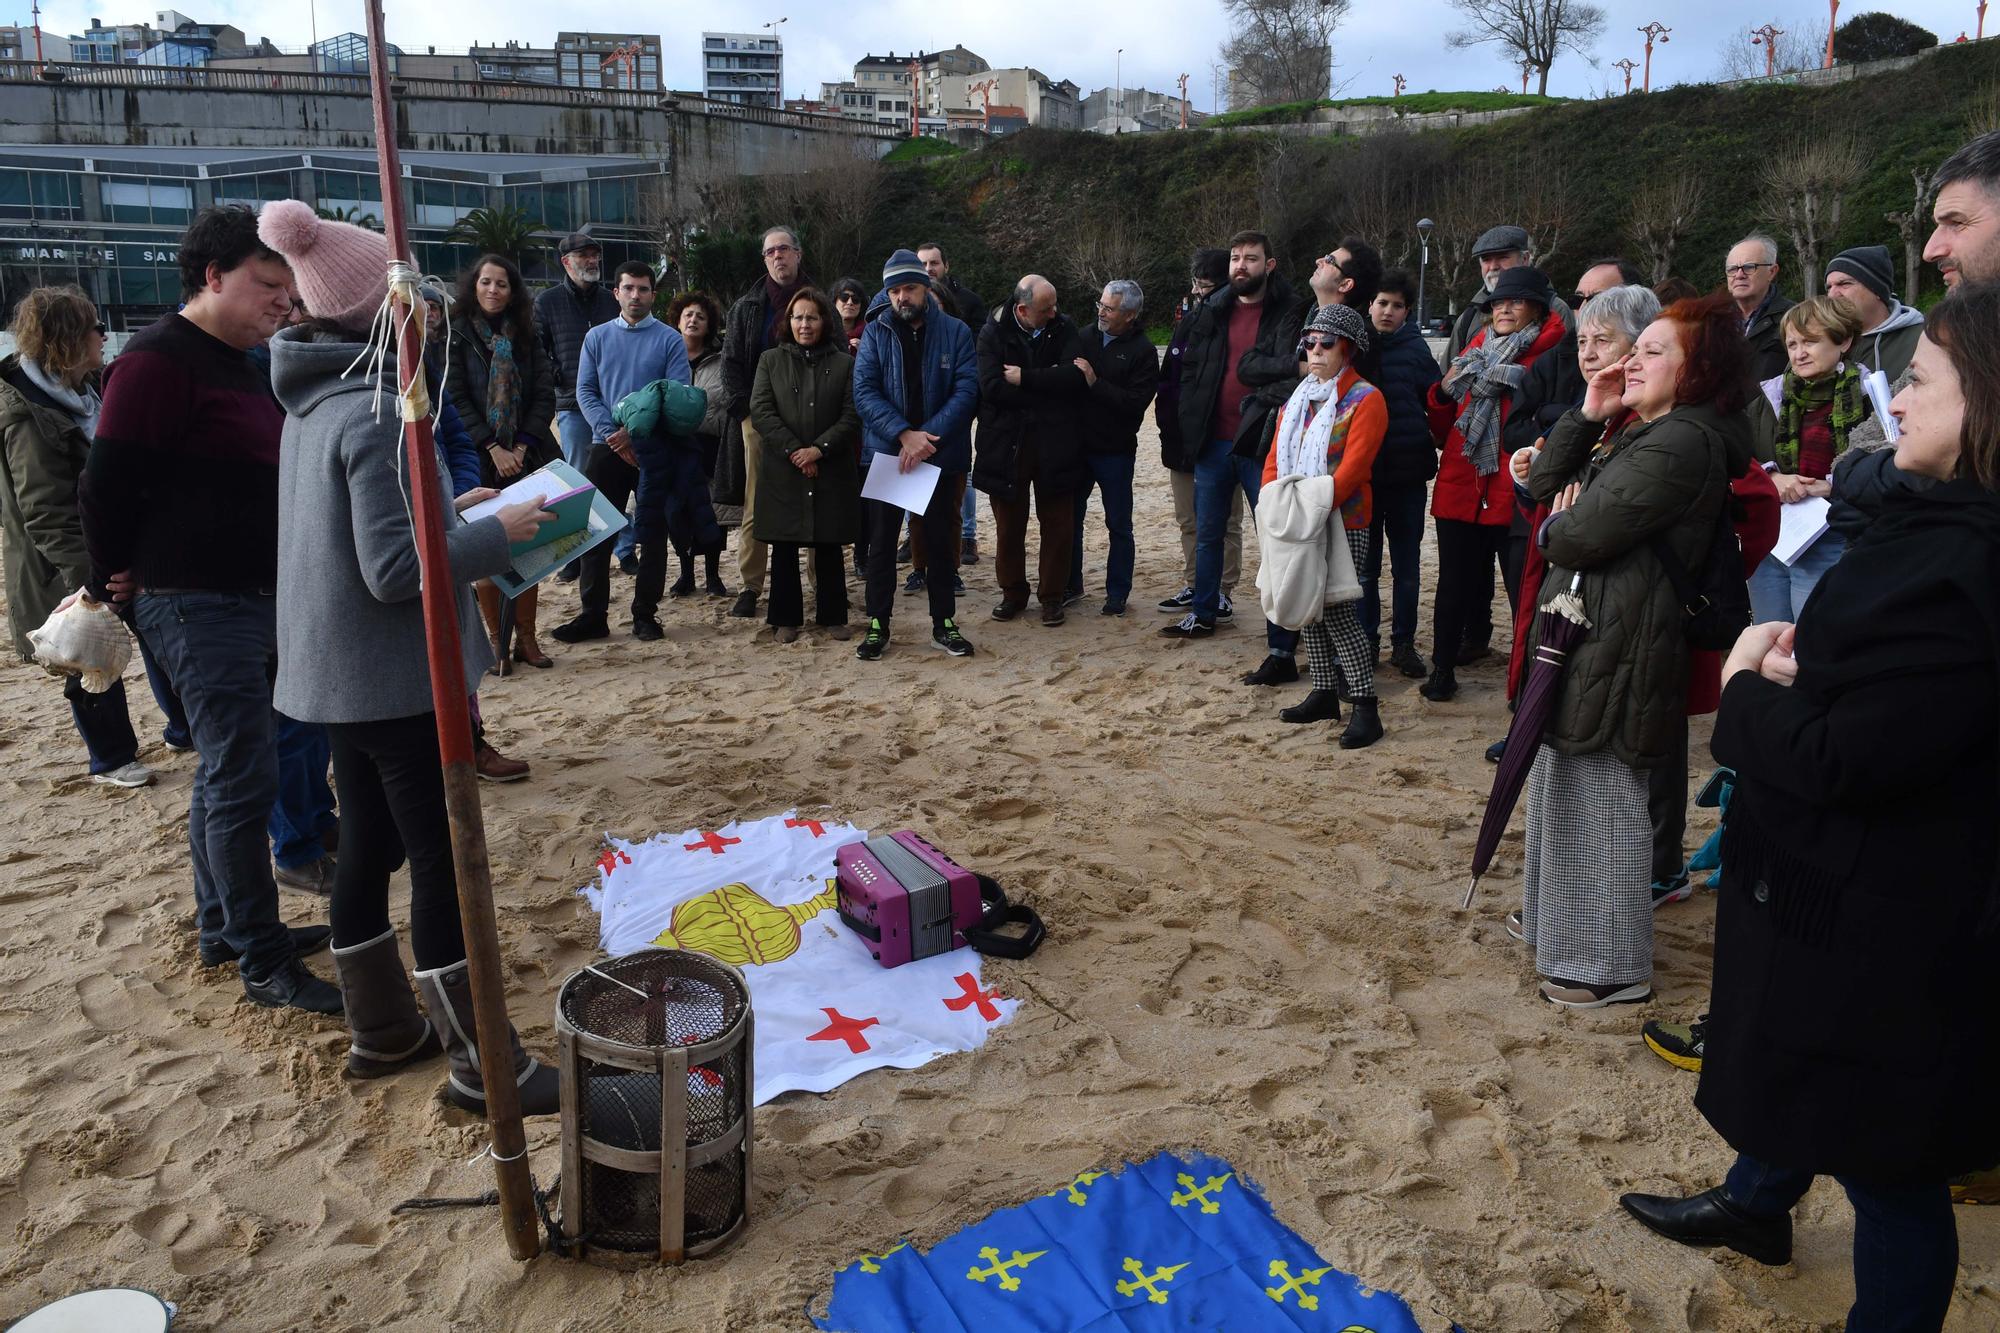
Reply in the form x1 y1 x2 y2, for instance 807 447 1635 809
813 1152 1428 1332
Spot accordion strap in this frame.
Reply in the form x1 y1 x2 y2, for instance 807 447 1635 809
965 874 1046 960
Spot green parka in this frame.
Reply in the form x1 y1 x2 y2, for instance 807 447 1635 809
0 356 93 661
748 342 862 546
1525 402 1743 768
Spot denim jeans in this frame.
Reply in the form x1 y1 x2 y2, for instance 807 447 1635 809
65 673 139 774
1360 478 1428 648
961 481 978 542
1193 436 1297 654
134 591 292 977
1749 529 1846 623
1067 452 1136 607
1723 1152 1957 1332
268 713 335 870
133 623 190 749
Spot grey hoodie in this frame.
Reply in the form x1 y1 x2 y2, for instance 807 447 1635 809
267 325 513 724
1850 300 1926 380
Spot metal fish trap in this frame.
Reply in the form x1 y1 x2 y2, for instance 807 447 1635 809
553 948 753 1264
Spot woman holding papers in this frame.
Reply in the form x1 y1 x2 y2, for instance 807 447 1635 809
749 287 862 642
446 252 559 672
258 203 560 1116
1621 287 2000 1333
1746 296 1871 622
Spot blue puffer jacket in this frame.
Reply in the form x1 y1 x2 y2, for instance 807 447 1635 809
1370 319 1443 486
852 295 979 474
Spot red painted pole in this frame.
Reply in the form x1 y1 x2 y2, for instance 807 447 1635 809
361 0 541 1262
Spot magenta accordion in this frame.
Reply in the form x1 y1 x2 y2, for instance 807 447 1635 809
835 832 984 969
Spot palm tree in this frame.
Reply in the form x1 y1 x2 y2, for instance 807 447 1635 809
315 203 382 229
443 206 542 264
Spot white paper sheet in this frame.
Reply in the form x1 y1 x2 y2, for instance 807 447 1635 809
1772 496 1831 567
1862 369 1900 442
860 451 942 514
459 466 574 524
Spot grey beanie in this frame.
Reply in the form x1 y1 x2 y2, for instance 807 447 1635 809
1826 244 1896 303
882 248 929 289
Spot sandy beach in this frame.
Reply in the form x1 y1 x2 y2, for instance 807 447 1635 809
2 424 1995 1332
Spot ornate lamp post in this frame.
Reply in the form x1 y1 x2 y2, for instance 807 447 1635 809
1751 23 1785 78
1613 57 1638 93
1638 21 1671 92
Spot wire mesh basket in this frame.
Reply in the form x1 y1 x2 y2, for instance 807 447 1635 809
554 948 753 1264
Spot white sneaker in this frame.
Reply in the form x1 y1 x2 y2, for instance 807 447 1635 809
91 761 156 789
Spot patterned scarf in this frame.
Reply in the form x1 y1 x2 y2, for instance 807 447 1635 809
1776 362 1865 474
1442 323 1538 476
1275 372 1378 524
473 313 521 446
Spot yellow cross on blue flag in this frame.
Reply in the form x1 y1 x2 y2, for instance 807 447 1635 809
813 1152 1432 1331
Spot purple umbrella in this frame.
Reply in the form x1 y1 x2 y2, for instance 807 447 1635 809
1462 573 1593 910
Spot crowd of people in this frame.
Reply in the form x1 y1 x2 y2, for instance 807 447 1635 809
1 122 1997 1330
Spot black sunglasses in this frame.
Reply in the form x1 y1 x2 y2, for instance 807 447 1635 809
93 322 107 335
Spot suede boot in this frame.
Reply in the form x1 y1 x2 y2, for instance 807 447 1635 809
332 929 442 1078
414 959 560 1117
475 581 509 677
511 585 551 668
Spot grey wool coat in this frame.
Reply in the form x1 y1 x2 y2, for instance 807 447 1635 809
268 326 514 724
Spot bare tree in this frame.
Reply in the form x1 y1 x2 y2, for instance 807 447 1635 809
1058 205 1150 299
1760 133 1866 292
1884 167 1938 304
1428 155 1508 313
1173 185 1257 261
1446 0 1606 96
1625 174 1707 283
1255 134 1339 269
1714 19 1830 80
1220 0 1348 108
1969 79 2000 137
1508 143 1577 272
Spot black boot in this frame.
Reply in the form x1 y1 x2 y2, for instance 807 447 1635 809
1339 698 1384 749
1242 654 1300 686
670 557 696 598
704 550 728 597
1418 664 1458 702
1619 1188 1793 1267
1279 688 1341 724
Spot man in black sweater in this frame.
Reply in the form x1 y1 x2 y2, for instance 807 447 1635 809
535 231 620 576
79 205 340 1015
1066 278 1159 615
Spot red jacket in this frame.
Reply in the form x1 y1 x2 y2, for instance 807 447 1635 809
1425 311 1569 526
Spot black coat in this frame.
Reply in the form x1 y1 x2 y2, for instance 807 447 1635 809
716 275 815 506
1154 309 1200 471
970 310 1089 501
1697 479 2000 1184
934 275 985 331
443 311 558 481
1743 290 1794 384
1077 325 1159 456
1172 273 1308 463
532 277 618 414
1369 320 1443 486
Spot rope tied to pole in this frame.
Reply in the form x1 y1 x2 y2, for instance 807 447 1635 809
342 258 453 426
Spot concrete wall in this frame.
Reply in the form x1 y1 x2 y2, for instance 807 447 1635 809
1207 103 1540 139
0 70 894 169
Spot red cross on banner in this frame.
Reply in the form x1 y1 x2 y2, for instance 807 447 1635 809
807 1008 880 1053
683 830 742 855
943 972 1004 1022
785 817 827 837
596 848 632 876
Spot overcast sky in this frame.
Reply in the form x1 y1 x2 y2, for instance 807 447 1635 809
32 0 1990 106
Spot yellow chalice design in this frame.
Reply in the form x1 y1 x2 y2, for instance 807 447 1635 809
650 880 837 966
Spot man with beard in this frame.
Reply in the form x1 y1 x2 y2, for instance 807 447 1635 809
1066 278 1158 616
1162 229 1308 675
918 240 985 567
720 225 813 619
535 232 621 579
1447 225 1534 361
851 249 979 660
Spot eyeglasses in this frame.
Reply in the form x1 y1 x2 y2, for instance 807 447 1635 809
1318 255 1345 273
92 322 107 335
1724 262 1774 276
1093 302 1127 314
1301 334 1344 350
763 244 799 258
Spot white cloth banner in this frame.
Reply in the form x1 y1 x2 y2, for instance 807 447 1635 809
580 811 1019 1105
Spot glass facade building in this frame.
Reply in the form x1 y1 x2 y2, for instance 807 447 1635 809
0 148 666 329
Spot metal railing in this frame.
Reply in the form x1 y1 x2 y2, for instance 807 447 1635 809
0 58 902 135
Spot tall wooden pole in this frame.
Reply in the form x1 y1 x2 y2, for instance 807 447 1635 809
361 0 541 1263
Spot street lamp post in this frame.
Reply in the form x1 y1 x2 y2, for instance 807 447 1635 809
1751 23 1784 78
1613 57 1638 93
1115 47 1122 132
1638 21 1671 92
762 16 787 111
1826 0 1839 66
1416 217 1434 333
1981 0 1989 40
1392 73 1406 97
